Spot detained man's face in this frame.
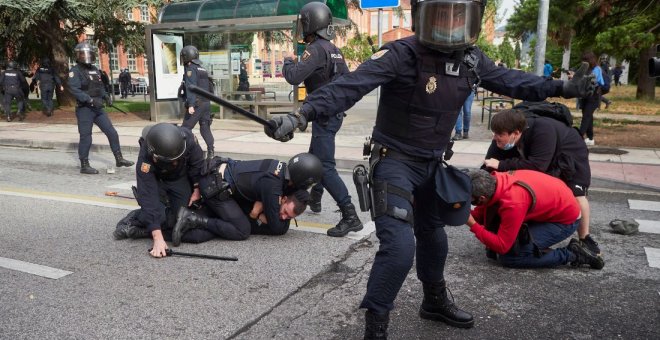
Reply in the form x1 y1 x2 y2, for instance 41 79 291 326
279 196 299 220
492 130 521 150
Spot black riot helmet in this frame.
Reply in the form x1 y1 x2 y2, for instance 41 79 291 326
180 45 199 65
287 153 323 190
144 123 187 163
297 2 335 41
6 61 18 70
74 42 97 66
41 58 51 67
411 0 486 52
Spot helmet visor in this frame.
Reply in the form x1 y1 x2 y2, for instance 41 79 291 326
75 45 97 64
415 1 482 52
152 139 186 163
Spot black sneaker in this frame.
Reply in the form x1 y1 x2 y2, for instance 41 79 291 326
580 234 601 256
452 133 462 141
568 238 604 269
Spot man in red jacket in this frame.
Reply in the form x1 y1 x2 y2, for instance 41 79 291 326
466 169 603 269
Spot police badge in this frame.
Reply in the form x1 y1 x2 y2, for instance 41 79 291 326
426 76 437 94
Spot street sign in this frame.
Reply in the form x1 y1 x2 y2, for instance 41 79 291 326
360 0 400 10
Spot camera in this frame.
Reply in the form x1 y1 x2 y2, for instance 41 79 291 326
649 44 660 78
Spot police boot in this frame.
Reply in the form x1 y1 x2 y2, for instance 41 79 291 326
80 159 99 175
309 190 322 213
172 207 208 247
364 310 389 340
113 209 149 240
327 203 363 237
419 280 474 328
114 151 134 167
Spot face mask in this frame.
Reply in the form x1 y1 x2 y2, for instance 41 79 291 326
431 28 465 43
502 135 516 150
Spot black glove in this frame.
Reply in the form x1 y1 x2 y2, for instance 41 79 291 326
105 96 113 107
562 62 596 99
266 110 308 142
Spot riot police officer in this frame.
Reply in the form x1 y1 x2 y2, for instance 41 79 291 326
180 45 215 159
118 68 131 98
265 0 595 338
282 2 362 238
170 153 322 245
68 42 134 174
30 58 64 117
117 123 206 258
0 61 29 122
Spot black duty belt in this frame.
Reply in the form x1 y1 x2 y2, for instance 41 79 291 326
378 146 439 163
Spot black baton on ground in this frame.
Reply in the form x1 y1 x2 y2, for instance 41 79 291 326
149 248 238 261
187 84 275 128
109 103 128 115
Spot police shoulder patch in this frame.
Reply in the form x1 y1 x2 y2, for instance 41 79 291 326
69 71 75 78
371 49 389 60
302 50 312 61
140 162 151 173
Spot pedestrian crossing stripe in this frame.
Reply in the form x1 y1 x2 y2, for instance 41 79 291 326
0 257 72 279
636 220 660 234
643 247 660 269
628 199 660 212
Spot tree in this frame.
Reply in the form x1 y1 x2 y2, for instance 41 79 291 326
514 40 522 68
573 0 659 100
340 33 376 67
0 1 164 106
498 39 516 68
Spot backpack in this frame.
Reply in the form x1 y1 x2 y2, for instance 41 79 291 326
600 67 612 95
513 101 573 127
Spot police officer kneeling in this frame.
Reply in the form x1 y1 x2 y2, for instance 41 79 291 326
68 42 134 174
170 153 321 245
264 0 596 338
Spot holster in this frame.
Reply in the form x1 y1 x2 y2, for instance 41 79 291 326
199 163 233 201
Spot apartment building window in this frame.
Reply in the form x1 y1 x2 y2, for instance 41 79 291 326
126 9 134 21
143 56 149 72
370 12 391 35
110 50 119 71
126 49 136 71
140 5 149 22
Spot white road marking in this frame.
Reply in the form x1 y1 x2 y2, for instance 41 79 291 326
293 221 375 241
644 247 660 269
628 199 660 212
636 220 660 234
0 188 137 210
0 257 72 279
106 181 137 190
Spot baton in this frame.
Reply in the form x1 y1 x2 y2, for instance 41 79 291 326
187 84 275 128
109 103 128 115
105 191 135 200
149 248 238 261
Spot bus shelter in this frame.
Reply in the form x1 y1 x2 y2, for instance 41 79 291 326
145 0 349 121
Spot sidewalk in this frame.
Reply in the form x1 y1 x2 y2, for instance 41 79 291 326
1 94 659 192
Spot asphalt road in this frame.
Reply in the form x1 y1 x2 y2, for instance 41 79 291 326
1 147 659 339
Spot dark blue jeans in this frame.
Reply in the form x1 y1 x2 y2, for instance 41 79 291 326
309 113 350 207
75 105 120 159
499 219 579 268
360 157 449 315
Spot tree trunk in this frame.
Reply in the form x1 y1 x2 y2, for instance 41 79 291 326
636 45 655 101
39 14 76 107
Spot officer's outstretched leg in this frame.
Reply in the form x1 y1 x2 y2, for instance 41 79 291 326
76 106 99 174
172 206 209 246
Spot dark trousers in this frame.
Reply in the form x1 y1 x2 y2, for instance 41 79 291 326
40 86 54 112
498 220 579 268
360 157 448 315
120 82 131 98
194 197 251 241
309 113 351 207
3 88 24 116
579 94 600 140
75 105 120 159
137 176 192 239
182 100 214 151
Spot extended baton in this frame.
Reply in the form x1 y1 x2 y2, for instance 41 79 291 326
187 84 275 129
109 103 128 115
148 248 238 261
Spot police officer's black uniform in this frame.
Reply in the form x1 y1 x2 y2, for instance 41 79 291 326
134 124 206 240
180 45 215 159
171 153 322 245
30 58 62 117
68 42 134 174
119 69 131 98
266 0 596 337
0 61 29 122
282 1 362 238
236 60 251 100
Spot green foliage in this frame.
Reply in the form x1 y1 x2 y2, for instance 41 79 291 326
340 33 376 64
498 39 516 68
476 36 499 61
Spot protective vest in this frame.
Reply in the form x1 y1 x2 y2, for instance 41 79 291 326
37 67 55 87
304 39 348 93
2 70 21 89
74 65 105 99
376 36 478 150
188 62 211 99
228 159 287 202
